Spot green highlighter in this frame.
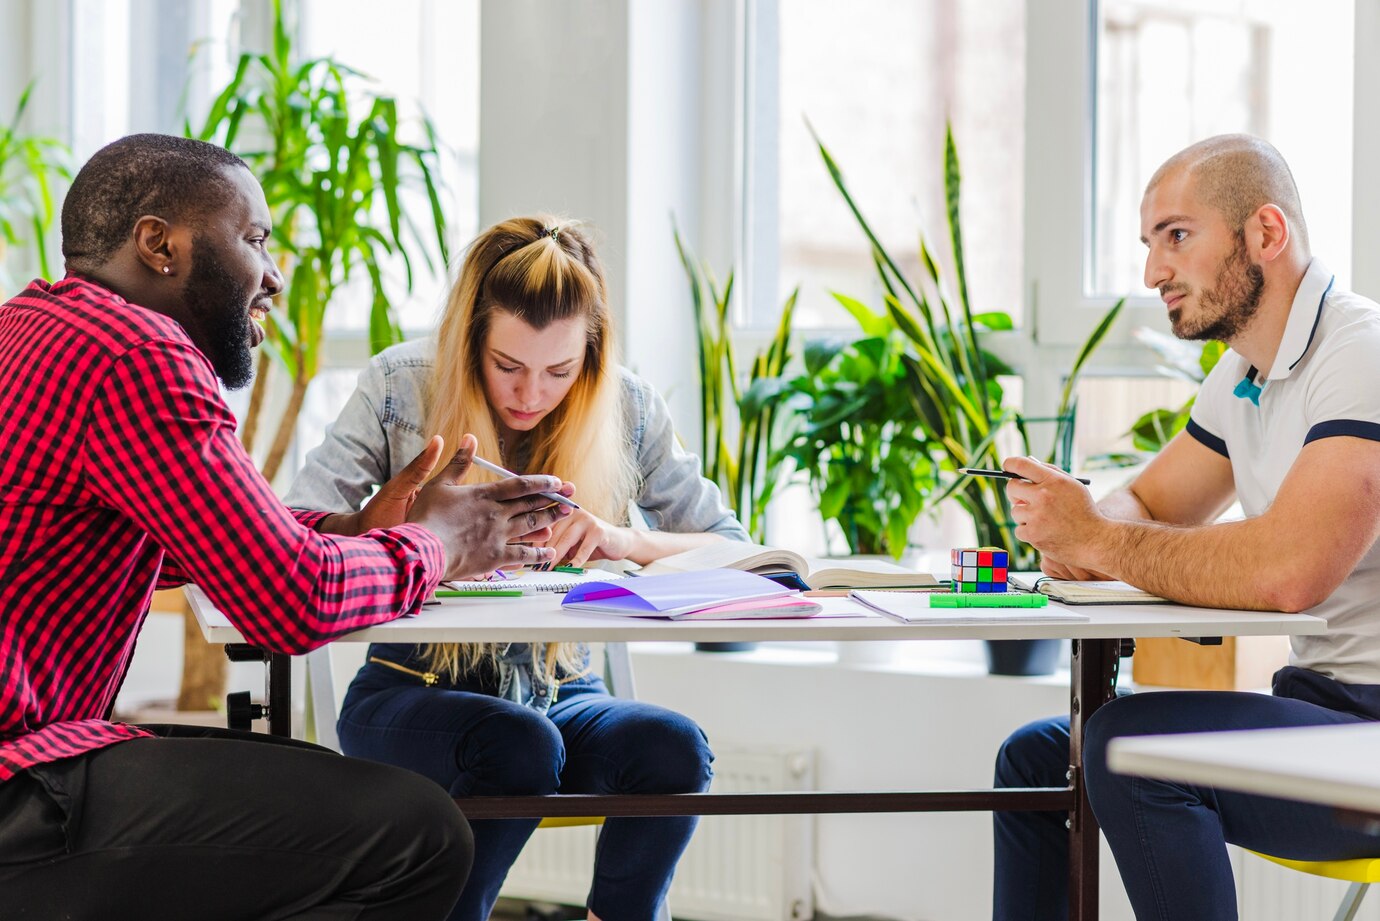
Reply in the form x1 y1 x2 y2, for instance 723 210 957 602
435 588 527 598
929 593 1048 608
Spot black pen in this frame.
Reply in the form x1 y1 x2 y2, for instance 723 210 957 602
960 467 1092 486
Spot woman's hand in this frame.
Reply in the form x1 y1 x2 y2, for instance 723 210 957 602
545 509 636 567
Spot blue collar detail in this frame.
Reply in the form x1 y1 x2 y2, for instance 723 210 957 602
1233 368 1262 406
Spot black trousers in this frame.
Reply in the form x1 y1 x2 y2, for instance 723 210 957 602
0 724 472 920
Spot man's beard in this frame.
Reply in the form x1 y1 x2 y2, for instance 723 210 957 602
1170 232 1265 342
185 235 256 390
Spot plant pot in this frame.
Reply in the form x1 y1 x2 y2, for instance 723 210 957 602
984 638 1063 676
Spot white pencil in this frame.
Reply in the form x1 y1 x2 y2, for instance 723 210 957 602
472 455 581 509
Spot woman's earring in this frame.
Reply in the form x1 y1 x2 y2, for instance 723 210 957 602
162 266 171 275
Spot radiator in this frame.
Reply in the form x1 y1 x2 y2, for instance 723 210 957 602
499 745 816 921
1235 846 1380 921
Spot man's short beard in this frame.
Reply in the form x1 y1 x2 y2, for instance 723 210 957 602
1175 230 1265 342
185 234 255 390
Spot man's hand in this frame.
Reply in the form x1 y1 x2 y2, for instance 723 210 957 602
315 436 449 536
406 434 574 579
545 509 635 569
1003 455 1111 575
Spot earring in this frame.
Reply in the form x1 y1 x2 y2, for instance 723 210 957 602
162 266 171 275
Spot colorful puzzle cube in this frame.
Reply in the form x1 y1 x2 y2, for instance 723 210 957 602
950 547 1009 593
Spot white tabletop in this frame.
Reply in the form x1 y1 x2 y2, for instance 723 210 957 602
1107 723 1380 816
186 585 1326 645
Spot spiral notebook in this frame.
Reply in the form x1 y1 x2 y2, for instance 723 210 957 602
440 570 624 595
1008 573 1169 605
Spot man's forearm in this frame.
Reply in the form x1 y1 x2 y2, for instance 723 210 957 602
313 512 362 536
1090 516 1291 611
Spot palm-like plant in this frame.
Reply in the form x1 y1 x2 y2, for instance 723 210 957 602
0 82 70 288
674 224 798 543
811 123 1124 567
192 0 451 481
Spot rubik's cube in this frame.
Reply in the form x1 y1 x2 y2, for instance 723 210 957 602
951 547 1009 593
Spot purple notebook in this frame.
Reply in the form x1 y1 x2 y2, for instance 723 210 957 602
561 569 790 617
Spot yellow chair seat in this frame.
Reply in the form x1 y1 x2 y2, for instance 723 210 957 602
537 816 605 829
1249 851 1380 884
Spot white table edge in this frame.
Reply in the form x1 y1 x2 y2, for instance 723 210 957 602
183 585 1327 645
1107 727 1380 816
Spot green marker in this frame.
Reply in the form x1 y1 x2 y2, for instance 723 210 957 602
435 589 527 598
930 593 1048 608
552 565 585 574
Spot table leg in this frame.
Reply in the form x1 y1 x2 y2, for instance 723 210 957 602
268 651 292 738
1068 637 1123 921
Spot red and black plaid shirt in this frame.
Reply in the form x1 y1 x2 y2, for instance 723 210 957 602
0 275 444 782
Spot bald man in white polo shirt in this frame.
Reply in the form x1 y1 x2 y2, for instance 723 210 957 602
992 135 1380 921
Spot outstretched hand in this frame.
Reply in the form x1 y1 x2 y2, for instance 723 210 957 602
406 434 575 579
353 435 448 532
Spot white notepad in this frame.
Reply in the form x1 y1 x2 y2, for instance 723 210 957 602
850 590 1090 624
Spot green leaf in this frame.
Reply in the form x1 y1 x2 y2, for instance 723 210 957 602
1200 339 1226 377
971 311 1014 331
803 337 849 376
830 291 889 338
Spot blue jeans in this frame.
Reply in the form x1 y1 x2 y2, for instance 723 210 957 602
339 668 713 921
993 667 1380 920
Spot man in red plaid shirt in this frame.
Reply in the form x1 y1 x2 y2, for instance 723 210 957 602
0 134 573 919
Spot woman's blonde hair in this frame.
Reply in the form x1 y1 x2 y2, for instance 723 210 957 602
421 215 640 683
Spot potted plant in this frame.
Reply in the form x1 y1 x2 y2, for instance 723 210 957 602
674 226 800 652
781 319 935 558
810 122 1124 674
174 0 454 710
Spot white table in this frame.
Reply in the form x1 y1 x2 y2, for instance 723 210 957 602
188 585 1324 921
1108 722 1380 819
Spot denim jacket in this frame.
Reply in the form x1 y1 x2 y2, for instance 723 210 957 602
285 338 748 711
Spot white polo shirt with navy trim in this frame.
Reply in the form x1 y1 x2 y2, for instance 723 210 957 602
1187 258 1380 685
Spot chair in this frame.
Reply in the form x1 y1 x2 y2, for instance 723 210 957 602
1248 850 1380 921
305 642 672 921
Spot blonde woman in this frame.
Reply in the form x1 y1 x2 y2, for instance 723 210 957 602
286 216 747 921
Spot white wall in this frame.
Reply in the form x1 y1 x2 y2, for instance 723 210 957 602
631 645 1137 921
479 0 719 447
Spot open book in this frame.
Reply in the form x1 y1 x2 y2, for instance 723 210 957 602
636 542 941 591
1009 573 1170 605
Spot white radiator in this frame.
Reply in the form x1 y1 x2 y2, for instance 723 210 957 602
500 745 816 921
1235 846 1379 921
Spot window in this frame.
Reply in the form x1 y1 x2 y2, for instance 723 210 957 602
299 0 479 334
1092 0 1355 297
1026 0 1366 351
746 0 1026 330
69 0 241 160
